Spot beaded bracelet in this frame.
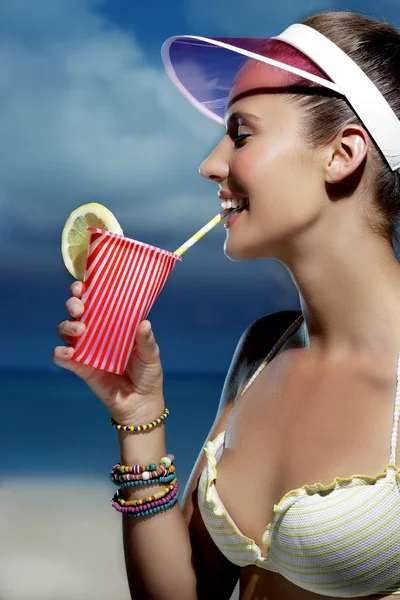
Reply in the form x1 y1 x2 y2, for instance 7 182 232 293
112 484 180 516
113 480 179 510
113 493 180 518
112 454 174 475
112 484 179 515
111 462 175 483
112 464 176 484
116 478 178 507
110 408 170 433
110 462 175 484
111 472 176 488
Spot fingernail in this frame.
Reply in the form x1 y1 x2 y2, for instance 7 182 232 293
146 323 152 339
72 323 84 334
71 305 81 317
63 347 71 357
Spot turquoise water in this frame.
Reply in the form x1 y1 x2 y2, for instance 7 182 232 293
1 369 226 487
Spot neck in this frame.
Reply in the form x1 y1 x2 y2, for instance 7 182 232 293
283 224 400 363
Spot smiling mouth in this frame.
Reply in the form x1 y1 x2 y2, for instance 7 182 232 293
220 197 249 218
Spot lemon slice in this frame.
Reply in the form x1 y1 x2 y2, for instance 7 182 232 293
62 202 124 280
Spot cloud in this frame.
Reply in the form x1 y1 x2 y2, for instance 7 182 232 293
0 0 222 270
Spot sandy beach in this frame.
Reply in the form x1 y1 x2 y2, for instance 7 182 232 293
0 478 239 600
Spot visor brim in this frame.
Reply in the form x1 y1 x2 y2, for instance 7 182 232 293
161 35 342 125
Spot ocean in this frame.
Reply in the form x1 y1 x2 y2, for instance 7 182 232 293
1 369 227 482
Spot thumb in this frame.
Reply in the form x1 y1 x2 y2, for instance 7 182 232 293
131 320 161 366
125 320 163 391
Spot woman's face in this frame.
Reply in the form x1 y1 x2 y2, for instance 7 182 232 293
199 69 327 262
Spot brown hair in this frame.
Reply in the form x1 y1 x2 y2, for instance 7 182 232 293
291 11 400 248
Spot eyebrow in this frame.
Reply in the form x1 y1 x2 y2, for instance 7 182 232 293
224 111 263 128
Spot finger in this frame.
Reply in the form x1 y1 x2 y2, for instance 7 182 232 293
57 319 86 342
65 296 85 319
52 345 84 376
52 345 74 366
70 281 84 298
52 345 100 385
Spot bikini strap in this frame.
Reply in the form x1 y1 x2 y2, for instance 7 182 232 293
239 313 304 398
389 348 400 464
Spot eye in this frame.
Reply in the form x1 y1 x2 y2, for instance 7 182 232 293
233 133 251 148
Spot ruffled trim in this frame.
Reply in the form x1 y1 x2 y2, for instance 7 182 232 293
201 434 269 564
260 462 400 547
272 462 400 517
203 432 225 481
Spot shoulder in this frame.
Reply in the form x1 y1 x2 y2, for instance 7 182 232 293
220 309 302 409
236 309 302 362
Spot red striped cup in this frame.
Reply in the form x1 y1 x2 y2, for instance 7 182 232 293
71 227 181 374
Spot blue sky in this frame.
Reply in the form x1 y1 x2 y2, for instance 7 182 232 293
2 0 400 371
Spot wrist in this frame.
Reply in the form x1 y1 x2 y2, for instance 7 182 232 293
109 398 170 491
118 424 167 466
111 395 165 427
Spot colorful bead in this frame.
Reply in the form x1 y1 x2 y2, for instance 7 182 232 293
111 472 176 487
112 482 180 515
110 408 170 433
110 456 175 484
109 464 174 484
126 494 179 518
115 479 178 507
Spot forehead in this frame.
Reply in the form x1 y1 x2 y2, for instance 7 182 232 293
230 60 297 99
225 61 299 125
225 60 302 123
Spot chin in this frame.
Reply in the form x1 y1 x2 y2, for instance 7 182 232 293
223 240 260 262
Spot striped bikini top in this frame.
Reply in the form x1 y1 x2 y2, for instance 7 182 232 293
198 314 400 597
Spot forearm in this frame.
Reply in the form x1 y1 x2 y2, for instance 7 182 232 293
118 416 198 599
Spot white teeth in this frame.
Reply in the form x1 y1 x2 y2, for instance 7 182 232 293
221 197 248 211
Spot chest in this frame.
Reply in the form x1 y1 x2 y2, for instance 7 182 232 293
214 351 399 553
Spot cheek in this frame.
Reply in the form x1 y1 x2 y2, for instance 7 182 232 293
260 136 304 176
231 141 301 196
230 152 256 185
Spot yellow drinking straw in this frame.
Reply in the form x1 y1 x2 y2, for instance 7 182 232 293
174 211 232 256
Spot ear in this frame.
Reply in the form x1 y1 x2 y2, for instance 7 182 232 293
324 125 369 184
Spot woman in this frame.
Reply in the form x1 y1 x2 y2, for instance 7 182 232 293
53 10 400 600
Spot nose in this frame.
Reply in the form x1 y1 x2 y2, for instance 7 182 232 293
199 136 229 182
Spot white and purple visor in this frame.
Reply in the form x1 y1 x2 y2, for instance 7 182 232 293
162 24 400 171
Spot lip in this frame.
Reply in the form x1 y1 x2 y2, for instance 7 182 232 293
224 210 244 229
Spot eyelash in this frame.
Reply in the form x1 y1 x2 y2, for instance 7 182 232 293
233 133 250 148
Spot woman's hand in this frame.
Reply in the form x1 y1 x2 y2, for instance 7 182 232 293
53 281 164 424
